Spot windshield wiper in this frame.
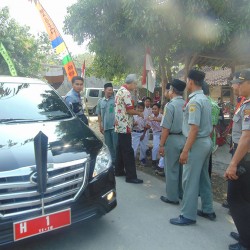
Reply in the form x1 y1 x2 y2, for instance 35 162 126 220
0 118 37 124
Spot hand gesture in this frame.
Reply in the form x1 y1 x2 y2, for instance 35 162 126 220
224 163 238 180
138 112 144 118
159 146 164 157
179 151 188 165
99 125 104 134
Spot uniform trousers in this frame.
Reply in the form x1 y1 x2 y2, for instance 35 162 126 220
152 131 161 161
131 132 147 160
164 134 185 202
158 157 164 168
181 137 214 221
228 157 250 249
104 129 118 164
115 133 137 179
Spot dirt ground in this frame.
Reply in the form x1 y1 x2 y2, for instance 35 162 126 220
89 117 227 205
136 163 227 204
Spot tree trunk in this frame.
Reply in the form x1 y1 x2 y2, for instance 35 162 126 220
159 55 167 105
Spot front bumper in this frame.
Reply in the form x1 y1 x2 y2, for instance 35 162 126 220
0 168 116 246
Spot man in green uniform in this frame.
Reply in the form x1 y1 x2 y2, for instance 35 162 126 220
96 82 117 166
170 69 216 226
159 79 186 205
202 81 220 177
225 69 250 250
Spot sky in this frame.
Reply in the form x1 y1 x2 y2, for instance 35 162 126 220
0 0 88 55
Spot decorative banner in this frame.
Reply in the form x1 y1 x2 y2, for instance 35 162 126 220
33 1 78 82
0 42 17 76
141 48 156 93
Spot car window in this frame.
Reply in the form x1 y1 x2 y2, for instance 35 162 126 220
0 82 72 123
101 91 105 97
89 89 99 97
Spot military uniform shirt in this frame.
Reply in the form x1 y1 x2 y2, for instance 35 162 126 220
183 90 212 138
96 96 116 131
232 100 250 143
161 96 185 133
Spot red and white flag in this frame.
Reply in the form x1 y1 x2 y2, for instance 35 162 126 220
141 48 156 93
81 60 86 78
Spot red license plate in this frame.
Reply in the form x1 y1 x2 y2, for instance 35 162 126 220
13 209 71 241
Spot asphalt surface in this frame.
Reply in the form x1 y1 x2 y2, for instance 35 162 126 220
4 171 236 250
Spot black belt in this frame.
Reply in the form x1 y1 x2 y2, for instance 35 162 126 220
133 130 144 133
170 132 183 135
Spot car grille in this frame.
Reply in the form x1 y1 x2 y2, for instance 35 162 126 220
0 159 89 218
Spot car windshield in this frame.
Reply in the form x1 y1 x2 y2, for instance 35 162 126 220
0 82 72 123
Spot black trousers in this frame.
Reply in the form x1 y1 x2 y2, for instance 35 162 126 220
208 154 212 179
228 160 250 248
115 133 137 179
78 114 89 125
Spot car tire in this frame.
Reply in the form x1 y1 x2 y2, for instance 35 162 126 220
92 106 96 116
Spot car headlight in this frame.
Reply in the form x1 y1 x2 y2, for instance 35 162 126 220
93 146 112 177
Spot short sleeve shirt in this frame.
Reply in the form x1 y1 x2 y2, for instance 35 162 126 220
133 115 146 131
161 96 185 133
148 113 162 133
208 96 220 126
65 89 84 116
232 100 250 143
96 96 116 131
115 85 134 133
182 90 212 138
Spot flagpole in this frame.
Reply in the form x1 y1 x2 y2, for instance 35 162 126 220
81 61 90 123
146 71 149 97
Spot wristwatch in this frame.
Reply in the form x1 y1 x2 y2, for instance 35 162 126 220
159 144 164 147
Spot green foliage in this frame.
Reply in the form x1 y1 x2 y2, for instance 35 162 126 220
0 7 60 78
64 0 250 81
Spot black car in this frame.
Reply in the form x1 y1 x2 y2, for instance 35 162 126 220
0 76 116 245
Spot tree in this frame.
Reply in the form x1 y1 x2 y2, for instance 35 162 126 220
0 7 60 77
64 0 250 85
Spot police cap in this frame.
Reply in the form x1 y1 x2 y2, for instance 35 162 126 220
171 79 186 91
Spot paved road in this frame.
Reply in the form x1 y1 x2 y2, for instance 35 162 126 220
4 171 236 250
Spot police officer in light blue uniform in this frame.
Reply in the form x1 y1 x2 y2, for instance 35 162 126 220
96 82 117 166
225 69 250 250
159 79 186 205
65 76 89 125
170 69 216 226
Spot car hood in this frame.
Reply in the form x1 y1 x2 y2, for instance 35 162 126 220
0 118 103 171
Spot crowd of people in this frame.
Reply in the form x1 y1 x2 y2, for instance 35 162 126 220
65 68 250 250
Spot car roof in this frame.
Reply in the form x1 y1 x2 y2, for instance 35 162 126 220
0 75 46 84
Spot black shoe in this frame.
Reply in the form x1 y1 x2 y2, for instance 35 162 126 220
155 167 165 176
170 215 196 226
160 196 179 205
126 178 143 184
115 171 126 177
229 242 247 250
197 210 216 221
222 200 229 209
230 232 240 242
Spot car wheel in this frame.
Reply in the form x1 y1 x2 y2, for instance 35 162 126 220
92 106 96 115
